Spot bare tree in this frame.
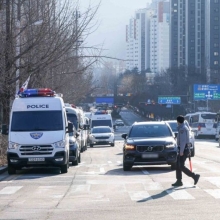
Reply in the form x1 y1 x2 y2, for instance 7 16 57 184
0 0 100 124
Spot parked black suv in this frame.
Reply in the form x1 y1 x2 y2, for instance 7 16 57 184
121 121 177 171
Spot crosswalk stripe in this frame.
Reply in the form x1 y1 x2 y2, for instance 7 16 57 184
141 170 149 175
206 177 220 188
204 189 220 199
0 186 23 195
166 189 195 200
100 168 105 173
129 191 152 201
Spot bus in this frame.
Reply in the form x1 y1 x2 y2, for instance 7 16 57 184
184 112 217 139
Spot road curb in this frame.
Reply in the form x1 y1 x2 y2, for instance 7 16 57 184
0 166 7 174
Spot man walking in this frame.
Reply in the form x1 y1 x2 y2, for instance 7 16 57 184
172 115 200 187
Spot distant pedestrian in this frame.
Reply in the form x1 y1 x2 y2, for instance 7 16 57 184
172 115 200 187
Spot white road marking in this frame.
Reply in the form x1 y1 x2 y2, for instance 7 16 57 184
166 189 195 200
204 189 220 199
108 161 112 164
141 170 149 175
129 191 152 201
117 161 121 164
206 177 220 187
71 185 90 192
100 168 105 173
0 186 23 195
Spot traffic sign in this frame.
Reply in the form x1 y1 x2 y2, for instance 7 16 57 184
194 84 220 100
158 97 181 105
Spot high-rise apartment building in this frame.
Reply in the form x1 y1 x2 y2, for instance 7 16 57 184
206 0 220 83
126 8 154 72
126 1 170 73
170 0 206 73
156 1 170 72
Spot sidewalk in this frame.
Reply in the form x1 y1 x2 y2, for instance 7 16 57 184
0 165 7 174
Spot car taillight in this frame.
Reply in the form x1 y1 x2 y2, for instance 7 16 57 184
198 126 201 131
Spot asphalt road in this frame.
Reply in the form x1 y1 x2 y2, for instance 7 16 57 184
0 109 220 220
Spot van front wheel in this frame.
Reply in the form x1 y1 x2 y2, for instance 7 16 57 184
8 165 16 175
60 163 68 173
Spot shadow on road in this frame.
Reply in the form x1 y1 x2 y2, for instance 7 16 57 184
13 167 61 179
137 185 196 202
103 166 173 176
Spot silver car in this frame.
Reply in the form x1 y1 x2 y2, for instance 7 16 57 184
89 126 115 147
166 120 195 157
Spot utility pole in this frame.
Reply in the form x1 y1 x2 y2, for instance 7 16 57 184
3 0 11 124
15 0 21 94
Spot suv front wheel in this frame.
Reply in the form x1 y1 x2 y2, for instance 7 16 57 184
123 161 132 171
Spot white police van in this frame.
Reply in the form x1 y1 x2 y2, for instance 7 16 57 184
2 88 73 174
90 113 113 131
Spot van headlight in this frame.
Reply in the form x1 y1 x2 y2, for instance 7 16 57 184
54 140 65 148
8 142 19 150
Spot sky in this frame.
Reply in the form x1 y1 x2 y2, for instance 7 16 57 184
79 0 151 60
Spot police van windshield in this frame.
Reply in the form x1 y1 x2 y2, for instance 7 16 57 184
11 111 63 131
91 120 112 128
67 114 78 130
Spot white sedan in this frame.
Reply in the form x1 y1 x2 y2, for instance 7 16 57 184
89 126 115 147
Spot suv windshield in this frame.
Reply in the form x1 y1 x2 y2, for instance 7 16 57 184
129 124 172 137
11 111 63 131
168 122 178 132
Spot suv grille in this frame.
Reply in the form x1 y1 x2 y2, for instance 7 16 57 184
137 145 164 152
19 145 53 155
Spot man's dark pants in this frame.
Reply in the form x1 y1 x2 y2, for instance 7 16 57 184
176 154 195 180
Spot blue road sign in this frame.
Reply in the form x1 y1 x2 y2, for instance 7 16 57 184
194 84 220 100
158 97 181 105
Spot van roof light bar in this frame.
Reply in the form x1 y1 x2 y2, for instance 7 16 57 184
19 88 55 97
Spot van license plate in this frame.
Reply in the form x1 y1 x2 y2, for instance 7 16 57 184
28 158 45 162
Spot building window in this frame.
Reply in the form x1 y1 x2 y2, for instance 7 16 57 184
214 43 219 47
214 34 219 39
214 61 219 65
214 0 219 3
214 52 219 56
214 26 219 30
215 16 219 21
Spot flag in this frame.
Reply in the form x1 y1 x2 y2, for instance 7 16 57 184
17 75 30 95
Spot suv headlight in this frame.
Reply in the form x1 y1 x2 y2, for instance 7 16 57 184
8 142 19 150
165 143 175 149
54 140 65 148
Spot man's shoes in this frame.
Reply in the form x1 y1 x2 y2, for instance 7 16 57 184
172 180 183 187
194 174 200 185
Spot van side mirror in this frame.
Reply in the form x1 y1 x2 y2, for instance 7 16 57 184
121 133 127 139
75 132 80 138
67 122 73 133
1 124 8 135
83 124 89 130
